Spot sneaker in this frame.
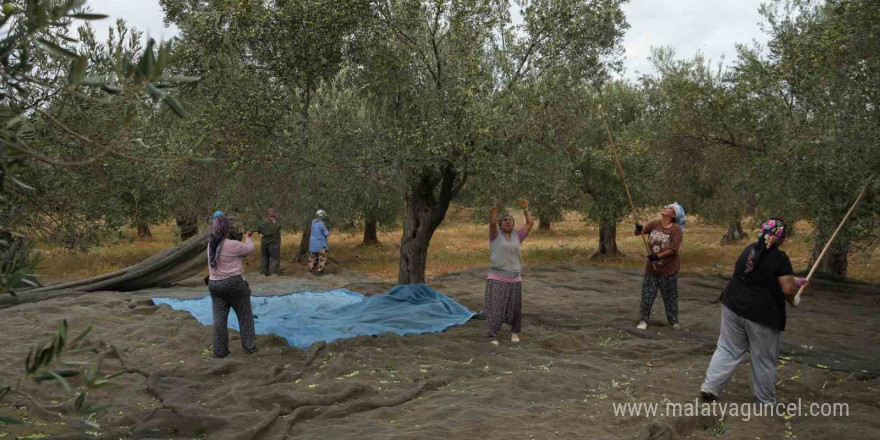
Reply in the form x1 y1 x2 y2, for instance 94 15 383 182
636 321 648 330
700 389 718 401
510 334 520 343
672 323 680 330
490 340 499 346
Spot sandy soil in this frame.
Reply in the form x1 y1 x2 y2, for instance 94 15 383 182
1 265 878 440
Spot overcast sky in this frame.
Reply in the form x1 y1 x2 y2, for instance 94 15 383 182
84 0 179 42
620 0 769 79
85 0 769 81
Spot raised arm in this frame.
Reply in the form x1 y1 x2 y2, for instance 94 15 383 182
236 232 256 256
634 221 652 236
489 207 498 237
522 204 534 235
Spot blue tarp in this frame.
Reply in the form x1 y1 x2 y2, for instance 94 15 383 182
152 283 474 349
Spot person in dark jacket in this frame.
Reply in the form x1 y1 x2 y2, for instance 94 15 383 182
257 208 282 276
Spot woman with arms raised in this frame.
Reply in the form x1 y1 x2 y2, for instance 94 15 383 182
485 199 535 346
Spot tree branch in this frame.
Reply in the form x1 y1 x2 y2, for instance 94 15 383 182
452 171 468 197
670 134 766 153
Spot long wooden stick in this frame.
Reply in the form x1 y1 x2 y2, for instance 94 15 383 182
598 105 652 257
793 175 874 307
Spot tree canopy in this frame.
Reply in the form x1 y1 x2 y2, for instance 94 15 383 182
6 0 878 288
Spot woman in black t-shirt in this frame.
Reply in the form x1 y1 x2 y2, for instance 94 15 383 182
699 218 809 405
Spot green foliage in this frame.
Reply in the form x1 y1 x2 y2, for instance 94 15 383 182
305 69 404 231
744 0 879 269
2 3 197 261
632 0 878 272
638 48 766 227
2 319 121 429
159 0 629 280
8 0 874 281
0 233 40 294
575 82 652 226
157 0 373 234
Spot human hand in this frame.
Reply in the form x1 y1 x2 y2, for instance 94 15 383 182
246 231 254 238
647 253 659 262
634 223 643 235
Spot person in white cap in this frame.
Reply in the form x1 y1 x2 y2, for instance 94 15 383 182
633 202 686 330
308 209 331 274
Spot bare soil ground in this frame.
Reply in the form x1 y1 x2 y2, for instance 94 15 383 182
2 264 878 439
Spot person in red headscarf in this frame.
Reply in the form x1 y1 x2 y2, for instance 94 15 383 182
257 208 282 275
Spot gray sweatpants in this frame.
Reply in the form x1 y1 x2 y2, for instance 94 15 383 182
701 304 782 404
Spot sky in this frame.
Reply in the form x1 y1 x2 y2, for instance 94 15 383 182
620 0 769 79
83 0 179 42
85 0 770 81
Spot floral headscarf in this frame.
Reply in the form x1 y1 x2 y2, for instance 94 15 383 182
208 215 231 268
497 211 514 230
744 217 787 275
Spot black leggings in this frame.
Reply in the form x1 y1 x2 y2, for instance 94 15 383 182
207 275 257 357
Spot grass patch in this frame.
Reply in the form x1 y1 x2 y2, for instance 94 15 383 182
33 207 879 283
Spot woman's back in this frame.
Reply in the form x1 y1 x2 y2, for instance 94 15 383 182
309 220 329 253
208 237 255 280
721 243 794 331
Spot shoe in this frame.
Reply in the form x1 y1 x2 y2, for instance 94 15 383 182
672 323 680 330
510 334 520 343
490 340 499 346
700 389 717 401
636 321 648 330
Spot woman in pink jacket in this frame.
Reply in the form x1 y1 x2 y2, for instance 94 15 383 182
206 215 257 358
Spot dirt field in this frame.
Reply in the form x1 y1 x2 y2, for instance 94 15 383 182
2 263 877 439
